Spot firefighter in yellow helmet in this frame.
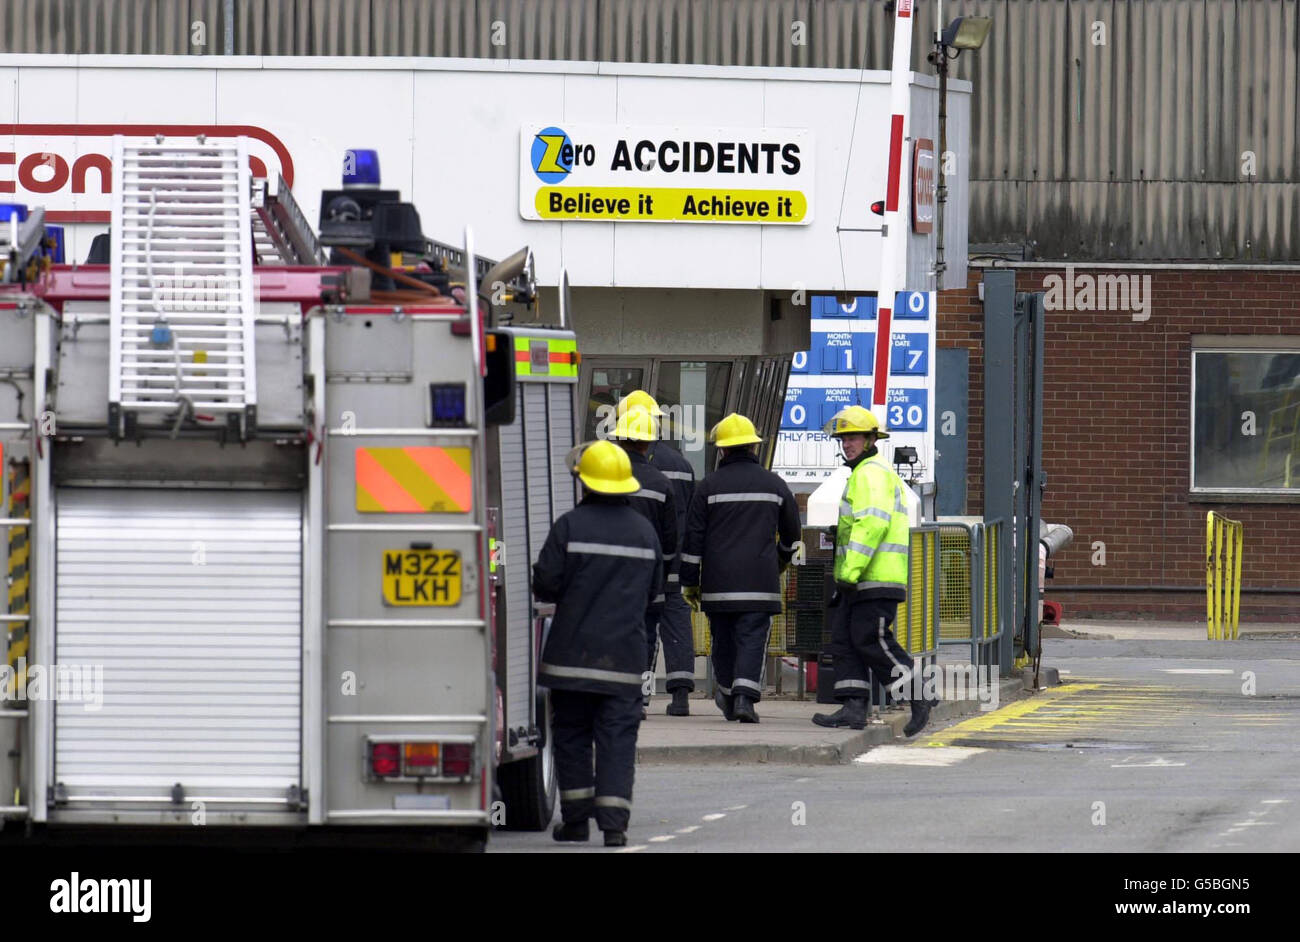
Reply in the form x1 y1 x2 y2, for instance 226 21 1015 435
609 404 678 720
616 391 698 717
533 440 663 846
679 414 801 723
812 405 932 737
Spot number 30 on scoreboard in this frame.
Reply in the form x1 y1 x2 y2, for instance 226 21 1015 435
886 388 927 431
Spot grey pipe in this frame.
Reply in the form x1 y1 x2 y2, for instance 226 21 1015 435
1040 523 1073 557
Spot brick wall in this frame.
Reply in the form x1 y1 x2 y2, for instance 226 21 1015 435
938 267 1300 621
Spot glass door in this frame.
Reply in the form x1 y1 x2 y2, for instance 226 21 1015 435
579 358 652 441
653 360 733 479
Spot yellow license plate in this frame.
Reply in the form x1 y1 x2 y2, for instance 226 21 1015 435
381 549 462 606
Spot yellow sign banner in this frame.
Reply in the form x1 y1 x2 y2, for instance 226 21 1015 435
535 186 808 224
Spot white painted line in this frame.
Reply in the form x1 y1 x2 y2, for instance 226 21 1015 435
1231 821 1271 827
701 813 726 822
676 825 701 834
616 845 648 853
724 804 748 811
1110 757 1186 768
649 835 676 843
1262 799 1293 804
1156 669 1234 674
854 745 987 767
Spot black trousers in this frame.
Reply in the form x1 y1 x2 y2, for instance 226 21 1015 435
550 688 641 832
646 592 696 692
825 597 916 703
707 610 771 702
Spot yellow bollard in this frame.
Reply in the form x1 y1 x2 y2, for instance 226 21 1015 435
1206 512 1243 641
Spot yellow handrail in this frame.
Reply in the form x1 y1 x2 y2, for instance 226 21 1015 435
1205 512 1243 641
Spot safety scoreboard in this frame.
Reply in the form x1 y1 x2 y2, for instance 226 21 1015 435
774 291 936 484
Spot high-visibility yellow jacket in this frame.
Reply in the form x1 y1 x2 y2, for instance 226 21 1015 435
833 452 909 601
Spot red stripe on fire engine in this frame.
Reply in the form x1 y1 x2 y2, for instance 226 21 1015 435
46 210 109 223
885 114 905 213
873 306 892 405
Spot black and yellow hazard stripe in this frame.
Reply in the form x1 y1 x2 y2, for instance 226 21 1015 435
6 458 29 697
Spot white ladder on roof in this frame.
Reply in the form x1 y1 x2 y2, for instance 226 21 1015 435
109 135 257 434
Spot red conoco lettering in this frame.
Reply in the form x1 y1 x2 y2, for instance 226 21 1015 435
19 152 70 194
72 153 111 194
0 152 14 193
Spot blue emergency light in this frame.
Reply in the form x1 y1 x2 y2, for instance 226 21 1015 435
0 203 28 224
343 149 381 188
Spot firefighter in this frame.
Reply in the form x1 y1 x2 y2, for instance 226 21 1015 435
812 405 932 737
680 414 801 723
609 404 678 719
618 390 697 716
533 440 663 848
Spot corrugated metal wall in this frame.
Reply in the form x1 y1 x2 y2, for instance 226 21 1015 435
5 0 1300 260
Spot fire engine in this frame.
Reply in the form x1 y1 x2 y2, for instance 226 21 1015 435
0 135 574 850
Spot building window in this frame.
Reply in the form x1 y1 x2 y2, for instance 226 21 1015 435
1192 342 1300 494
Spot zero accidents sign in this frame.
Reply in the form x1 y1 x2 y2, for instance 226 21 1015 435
520 124 814 224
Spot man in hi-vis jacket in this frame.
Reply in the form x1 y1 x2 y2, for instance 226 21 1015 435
812 405 932 737
534 440 663 848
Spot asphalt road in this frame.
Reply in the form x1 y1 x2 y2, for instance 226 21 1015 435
489 638 1300 852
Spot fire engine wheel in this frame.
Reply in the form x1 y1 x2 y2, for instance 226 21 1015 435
496 689 557 831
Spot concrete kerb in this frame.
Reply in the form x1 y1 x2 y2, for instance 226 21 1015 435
636 673 1035 766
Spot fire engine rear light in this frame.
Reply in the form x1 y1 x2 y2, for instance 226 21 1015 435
429 383 467 426
403 742 439 776
442 743 474 777
369 741 401 778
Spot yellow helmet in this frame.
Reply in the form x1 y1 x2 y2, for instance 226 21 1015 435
823 404 889 439
617 390 666 418
611 404 658 442
709 413 762 448
567 440 640 495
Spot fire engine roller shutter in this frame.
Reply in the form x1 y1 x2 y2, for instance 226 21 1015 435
547 384 577 517
497 384 534 734
54 488 302 804
497 382 574 736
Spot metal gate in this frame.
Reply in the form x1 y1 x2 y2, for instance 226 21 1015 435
53 488 302 806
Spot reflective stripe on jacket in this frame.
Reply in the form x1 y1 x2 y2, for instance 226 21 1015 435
680 451 802 614
533 496 663 695
833 452 909 601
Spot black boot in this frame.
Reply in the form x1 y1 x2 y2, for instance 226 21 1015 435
812 698 867 729
733 694 759 724
903 698 933 737
553 820 590 842
714 689 736 721
666 688 690 716
603 830 627 847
